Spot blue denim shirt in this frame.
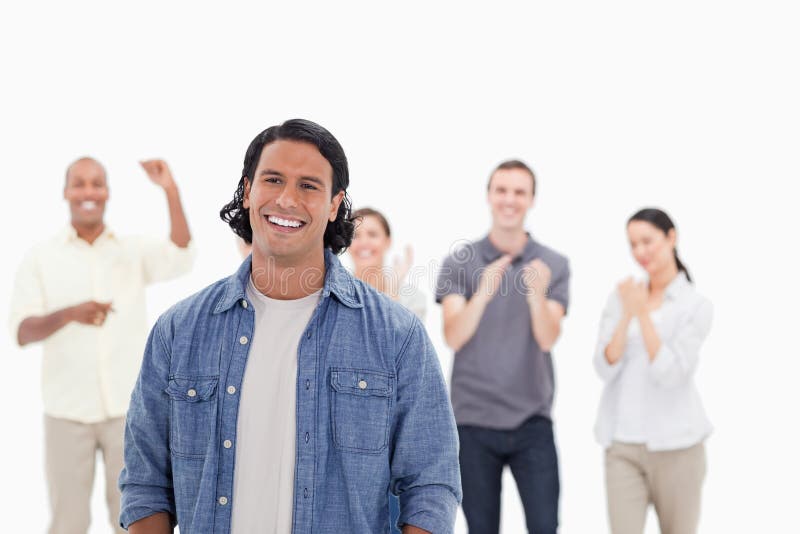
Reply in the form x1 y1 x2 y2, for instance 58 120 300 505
119 250 461 533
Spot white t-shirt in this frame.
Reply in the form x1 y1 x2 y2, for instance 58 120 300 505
230 278 321 534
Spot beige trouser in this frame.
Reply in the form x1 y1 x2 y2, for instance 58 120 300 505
605 441 706 534
44 415 127 534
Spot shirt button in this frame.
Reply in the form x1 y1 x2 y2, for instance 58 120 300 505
241 300 248 309
358 380 367 390
223 439 232 449
227 385 236 395
305 379 310 390
187 388 197 397
239 336 249 345
305 432 309 443
303 488 308 498
218 496 228 505
306 331 312 339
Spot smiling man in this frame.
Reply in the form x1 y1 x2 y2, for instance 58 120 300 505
436 160 570 534
9 157 194 534
119 119 461 534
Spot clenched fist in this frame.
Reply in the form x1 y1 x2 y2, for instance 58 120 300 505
477 255 512 299
617 277 647 317
522 258 551 301
69 300 114 327
140 159 176 191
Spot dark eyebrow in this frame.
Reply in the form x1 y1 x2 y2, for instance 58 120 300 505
259 169 325 187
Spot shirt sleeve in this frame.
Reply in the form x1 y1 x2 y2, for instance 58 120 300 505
434 253 469 304
593 289 626 383
137 236 196 285
118 318 177 529
648 297 713 388
8 248 45 346
547 257 570 314
391 319 461 534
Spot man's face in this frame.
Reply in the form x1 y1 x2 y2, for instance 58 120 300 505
244 140 344 266
64 159 109 227
487 168 534 231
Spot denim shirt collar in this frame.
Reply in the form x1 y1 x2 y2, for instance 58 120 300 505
213 248 363 314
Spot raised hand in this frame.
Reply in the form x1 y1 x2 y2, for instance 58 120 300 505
392 245 414 286
477 255 512 299
140 159 176 191
522 258 552 302
618 278 647 317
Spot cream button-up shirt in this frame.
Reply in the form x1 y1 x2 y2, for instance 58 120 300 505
9 226 195 423
593 272 713 451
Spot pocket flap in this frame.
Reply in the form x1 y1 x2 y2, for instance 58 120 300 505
330 368 392 396
165 376 218 402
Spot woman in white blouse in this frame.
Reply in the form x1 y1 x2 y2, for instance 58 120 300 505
594 208 712 534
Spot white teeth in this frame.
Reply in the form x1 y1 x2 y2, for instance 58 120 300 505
81 201 97 210
268 215 302 228
358 250 372 259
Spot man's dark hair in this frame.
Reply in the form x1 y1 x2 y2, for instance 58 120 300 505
487 159 536 195
220 119 354 254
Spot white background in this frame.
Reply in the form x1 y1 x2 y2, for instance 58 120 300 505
1 1 798 532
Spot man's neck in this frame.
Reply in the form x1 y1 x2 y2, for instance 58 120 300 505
72 221 105 245
251 249 327 300
488 226 529 257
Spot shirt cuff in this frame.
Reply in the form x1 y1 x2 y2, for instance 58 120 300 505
399 485 459 534
119 485 176 530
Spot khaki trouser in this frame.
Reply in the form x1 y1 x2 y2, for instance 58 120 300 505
605 441 706 534
44 415 127 534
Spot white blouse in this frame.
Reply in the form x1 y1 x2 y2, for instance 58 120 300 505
593 272 713 451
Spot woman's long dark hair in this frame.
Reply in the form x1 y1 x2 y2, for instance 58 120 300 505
220 119 355 254
628 208 692 283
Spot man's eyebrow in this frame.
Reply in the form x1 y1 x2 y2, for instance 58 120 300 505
300 176 325 186
259 169 325 187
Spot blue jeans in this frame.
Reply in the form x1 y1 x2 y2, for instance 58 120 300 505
457 415 559 534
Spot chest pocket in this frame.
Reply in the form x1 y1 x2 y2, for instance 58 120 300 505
165 376 218 458
330 368 394 454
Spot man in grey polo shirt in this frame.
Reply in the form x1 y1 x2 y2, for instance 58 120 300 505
436 159 569 534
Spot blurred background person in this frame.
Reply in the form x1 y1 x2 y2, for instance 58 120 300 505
349 207 426 321
593 208 712 534
8 157 195 534
436 160 569 534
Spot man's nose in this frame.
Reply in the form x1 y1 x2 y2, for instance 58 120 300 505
276 185 299 209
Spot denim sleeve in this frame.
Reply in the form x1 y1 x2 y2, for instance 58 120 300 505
118 319 177 529
392 319 462 534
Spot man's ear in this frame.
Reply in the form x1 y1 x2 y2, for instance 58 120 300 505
329 190 345 222
243 178 251 210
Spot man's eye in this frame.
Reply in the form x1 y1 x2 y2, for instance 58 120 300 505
301 183 318 190
265 177 281 184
